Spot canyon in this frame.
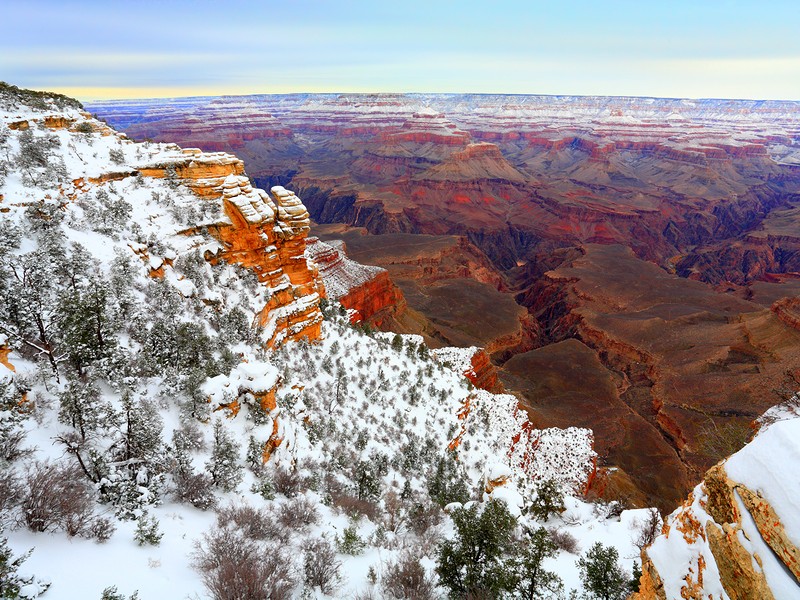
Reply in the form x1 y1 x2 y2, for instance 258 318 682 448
88 93 800 510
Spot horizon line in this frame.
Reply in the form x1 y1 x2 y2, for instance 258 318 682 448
78 89 800 105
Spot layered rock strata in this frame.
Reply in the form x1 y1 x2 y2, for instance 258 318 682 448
197 178 323 346
305 237 404 325
634 416 800 599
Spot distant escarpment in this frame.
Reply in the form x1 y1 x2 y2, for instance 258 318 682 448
89 93 800 282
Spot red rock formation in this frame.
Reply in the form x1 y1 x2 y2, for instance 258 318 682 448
305 237 404 326
135 148 324 346
772 297 800 331
0 337 14 373
467 349 504 393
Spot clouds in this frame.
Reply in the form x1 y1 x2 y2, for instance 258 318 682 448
2 0 798 99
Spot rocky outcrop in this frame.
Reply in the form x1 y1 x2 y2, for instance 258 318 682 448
0 335 13 372
132 144 324 346
467 348 505 393
773 297 800 331
634 417 800 599
197 178 323 346
432 346 504 393
305 237 404 325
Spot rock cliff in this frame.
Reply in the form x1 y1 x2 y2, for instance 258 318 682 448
138 153 324 346
634 414 800 599
305 236 404 326
1 103 323 349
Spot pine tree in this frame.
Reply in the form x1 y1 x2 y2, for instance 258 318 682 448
118 393 164 464
391 334 403 352
57 276 114 374
206 420 242 492
436 500 519 598
58 377 113 441
578 542 630 600
427 452 471 507
515 527 563 600
0 528 49 598
529 479 565 520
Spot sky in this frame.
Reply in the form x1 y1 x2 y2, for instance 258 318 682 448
2 0 799 101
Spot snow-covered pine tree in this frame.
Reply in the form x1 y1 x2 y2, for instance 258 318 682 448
206 419 243 493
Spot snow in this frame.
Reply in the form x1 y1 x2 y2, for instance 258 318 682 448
644 416 800 599
733 490 800 598
725 418 800 551
305 238 384 301
646 485 729 600
431 346 478 377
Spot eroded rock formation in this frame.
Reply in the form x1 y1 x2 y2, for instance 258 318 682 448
305 237 404 326
138 148 324 346
634 416 800 599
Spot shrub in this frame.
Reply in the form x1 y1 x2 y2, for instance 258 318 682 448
577 542 629 600
548 527 580 554
382 489 405 533
86 515 115 543
337 524 366 555
75 122 93 134
529 479 565 521
100 586 139 600
436 500 518 599
174 471 216 510
0 469 21 518
277 496 319 529
108 148 124 165
331 491 379 521
216 503 284 542
382 552 435 600
408 500 443 536
250 476 276 501
632 508 662 552
273 467 302 498
303 537 341 595
21 461 96 536
192 527 295 600
134 514 163 546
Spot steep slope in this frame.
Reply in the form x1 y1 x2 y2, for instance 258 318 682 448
305 236 405 326
634 405 800 599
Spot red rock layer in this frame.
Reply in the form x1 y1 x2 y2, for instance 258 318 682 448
139 150 323 346
466 349 504 393
305 237 405 326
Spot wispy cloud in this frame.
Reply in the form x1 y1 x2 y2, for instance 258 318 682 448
3 0 799 99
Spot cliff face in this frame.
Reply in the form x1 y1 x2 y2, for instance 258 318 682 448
634 415 800 600
199 179 323 346
305 237 404 326
140 151 323 346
